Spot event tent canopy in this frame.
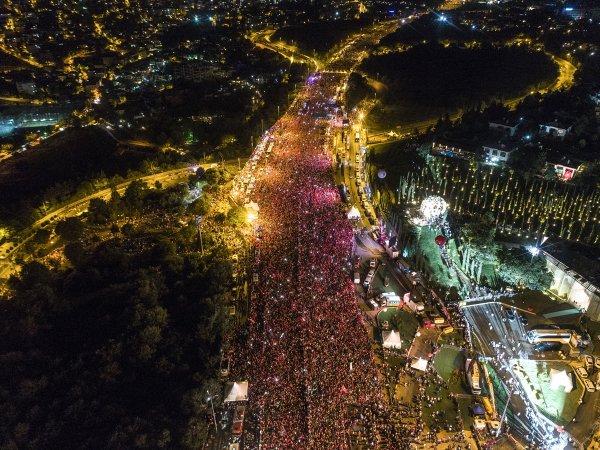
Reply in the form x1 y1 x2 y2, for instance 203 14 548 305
224 381 249 402
411 357 428 372
382 330 402 349
347 206 361 220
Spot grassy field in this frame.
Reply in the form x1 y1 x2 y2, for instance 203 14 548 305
433 346 470 395
422 374 461 430
377 307 419 349
515 359 584 426
417 226 462 289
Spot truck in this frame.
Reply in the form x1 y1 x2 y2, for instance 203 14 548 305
466 358 482 395
378 292 401 306
232 405 246 435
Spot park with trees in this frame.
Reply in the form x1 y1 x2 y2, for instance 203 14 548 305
0 163 248 449
360 42 558 129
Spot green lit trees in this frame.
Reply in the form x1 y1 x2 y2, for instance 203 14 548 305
497 247 553 290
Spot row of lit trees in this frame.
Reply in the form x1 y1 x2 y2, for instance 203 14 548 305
398 158 600 244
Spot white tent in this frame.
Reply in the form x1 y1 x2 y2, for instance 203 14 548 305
224 381 249 402
549 369 573 393
411 357 429 372
382 330 402 349
347 206 361 220
244 202 260 213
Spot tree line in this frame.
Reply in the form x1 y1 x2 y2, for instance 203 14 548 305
0 175 237 449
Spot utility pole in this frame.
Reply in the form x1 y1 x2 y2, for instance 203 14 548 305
195 216 204 255
496 387 512 438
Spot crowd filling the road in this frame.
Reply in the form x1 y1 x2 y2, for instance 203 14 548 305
232 72 402 449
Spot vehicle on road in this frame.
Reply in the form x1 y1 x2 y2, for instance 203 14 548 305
595 356 600 370
527 329 572 345
369 257 376 268
354 272 361 284
466 358 482 395
583 378 595 392
219 355 230 377
519 314 529 326
364 268 375 287
232 405 246 435
534 342 562 352
505 308 515 321
584 355 594 371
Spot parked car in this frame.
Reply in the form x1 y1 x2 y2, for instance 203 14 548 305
576 366 589 379
595 356 600 371
584 355 594 371
583 378 596 392
369 257 376 268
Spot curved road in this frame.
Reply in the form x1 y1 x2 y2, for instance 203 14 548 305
0 166 201 280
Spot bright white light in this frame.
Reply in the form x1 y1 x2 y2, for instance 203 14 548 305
527 246 540 256
420 196 447 223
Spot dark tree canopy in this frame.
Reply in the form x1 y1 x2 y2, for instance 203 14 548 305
0 214 231 449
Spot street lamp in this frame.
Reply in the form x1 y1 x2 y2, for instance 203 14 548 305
206 391 218 434
195 216 204 255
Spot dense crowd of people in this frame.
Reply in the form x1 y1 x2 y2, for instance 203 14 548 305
231 72 400 449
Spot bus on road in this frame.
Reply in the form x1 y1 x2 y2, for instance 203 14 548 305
526 329 572 345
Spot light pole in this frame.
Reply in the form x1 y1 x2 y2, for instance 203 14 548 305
195 216 204 255
206 390 218 434
496 386 512 438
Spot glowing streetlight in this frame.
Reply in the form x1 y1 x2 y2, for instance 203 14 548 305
247 210 258 224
